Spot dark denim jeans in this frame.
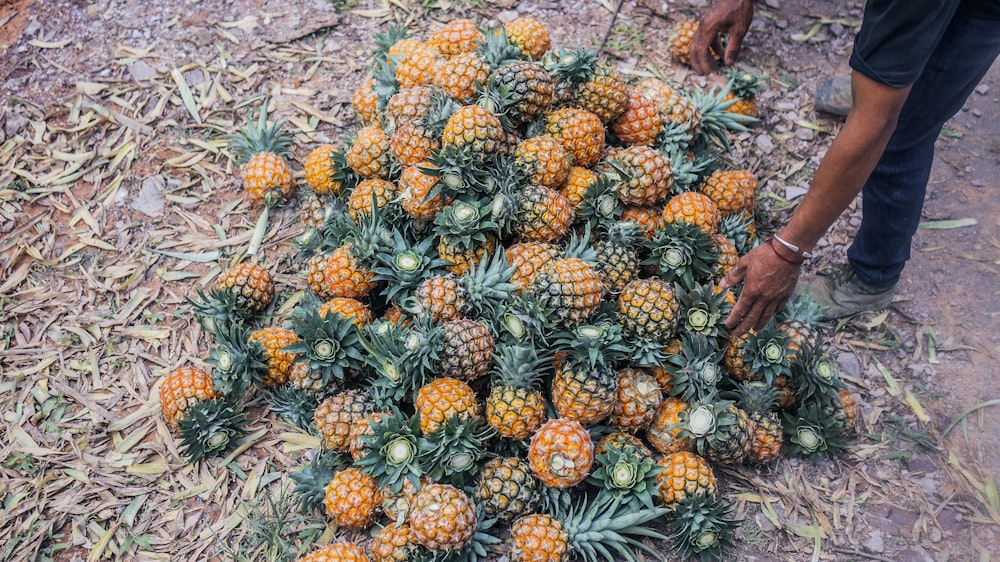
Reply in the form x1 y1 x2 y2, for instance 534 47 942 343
847 11 1000 288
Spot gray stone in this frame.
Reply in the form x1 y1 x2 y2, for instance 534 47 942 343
763 0 781 8
900 546 935 562
795 127 815 141
904 452 936 473
132 176 166 216
3 113 29 137
836 351 862 379
182 69 207 86
755 133 774 154
128 60 157 81
863 529 885 553
975 84 990 95
785 184 809 200
888 507 918 531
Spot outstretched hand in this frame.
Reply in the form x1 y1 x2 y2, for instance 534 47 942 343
719 242 801 336
689 0 754 75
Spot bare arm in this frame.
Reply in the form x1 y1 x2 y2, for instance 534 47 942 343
721 72 913 335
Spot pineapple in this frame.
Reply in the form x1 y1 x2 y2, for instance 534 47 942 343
647 397 694 455
385 85 436 126
420 416 492 486
668 18 700 66
661 190 721 236
664 332 726 403
508 492 669 562
528 232 603 327
228 98 294 206
610 86 664 147
415 251 516 322
352 77 380 125
595 431 652 459
399 163 452 221
714 233 740 278
428 18 484 55
347 178 399 223
372 232 446 307
667 494 740 562
680 399 753 464
318 297 373 328
298 543 370 562
505 241 560 292
592 221 642 295
604 145 673 206
394 41 442 88
370 523 415 562
504 16 551 60
284 301 366 389
247 326 300 388
486 344 549 440
484 61 554 126
441 104 508 158
291 450 344 513
723 321 791 384
561 166 599 212
315 389 372 451
512 184 575 243
528 417 594 488
618 278 680 346
325 244 377 299
643 222 719 292
304 144 358 196
783 401 850 461
390 121 439 167
206 322 267 398
409 483 478 552
732 381 784 464
610 367 663 433
189 261 275 331
439 317 495 381
541 107 605 168
637 77 703 139
324 466 381 529
158 366 244 462
514 136 571 190
355 410 425 493
676 283 732 344
588 440 660 509
434 199 499 275
700 168 757 217
434 51 491 104
475 456 540 520
717 211 759 256
547 47 628 123
346 125 394 179
776 292 827 358
299 193 333 230
655 450 717 508
724 68 767 117
414 376 481 435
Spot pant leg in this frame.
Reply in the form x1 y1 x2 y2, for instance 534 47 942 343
847 12 1000 288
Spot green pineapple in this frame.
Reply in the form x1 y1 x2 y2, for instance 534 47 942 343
475 456 540 520
680 398 753 465
592 221 643 295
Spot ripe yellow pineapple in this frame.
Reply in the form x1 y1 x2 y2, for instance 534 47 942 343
618 278 680 345
352 77 379 124
346 125 393 179
486 345 548 440
530 256 603 327
414 376 481 435
315 389 372 451
504 16 551 60
661 191 721 236
513 185 574 243
248 326 300 388
391 121 439 167
370 523 415 562
434 52 490 104
324 466 381 529
505 241 560 292
442 105 509 157
611 86 664 146
621 204 662 239
228 99 294 206
656 450 718 508
528 417 594 488
606 145 673 206
159 366 216 429
636 77 703 138
428 18 484 55
395 41 442 88
610 367 663 433
409 483 478 552
700 168 756 217
514 136 571 190
347 178 398 223
298 543 370 562
508 514 568 562
159 366 245 462
304 144 352 195
399 163 451 221
551 360 617 425
318 297 373 328
542 107 605 168
647 397 694 455
560 166 598 211
325 244 377 299
669 18 700 66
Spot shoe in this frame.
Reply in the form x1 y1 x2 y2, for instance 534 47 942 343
794 264 896 320
814 75 852 117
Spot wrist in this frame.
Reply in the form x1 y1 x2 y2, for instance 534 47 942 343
773 232 814 260
767 238 805 266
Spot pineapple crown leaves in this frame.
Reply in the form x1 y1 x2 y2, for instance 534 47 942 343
689 83 756 151
265 386 320 432
227 97 293 162
187 287 256 335
284 300 366 386
788 340 845 401
290 449 347 513
422 144 496 199
360 316 441 402
654 120 695 161
587 448 663 511
678 398 742 450
343 200 399 266
577 174 623 231
356 408 427 494
776 291 828 326
665 332 726 403
460 250 518 317
668 148 716 194
476 23 527 71
559 490 671 562
560 222 599 263
295 194 353 257
418 415 495 486
677 283 732 343
491 342 551 390
490 292 558 347
716 211 758 255
176 398 246 464
725 67 768 99
783 401 849 461
666 494 741 562
424 505 502 562
543 46 599 87
727 380 780 415
371 24 413 64
423 89 464 138
371 58 401 114
552 320 630 371
642 221 719 292
628 335 669 369
742 319 792 385
433 197 501 249
206 321 268 398
372 230 449 305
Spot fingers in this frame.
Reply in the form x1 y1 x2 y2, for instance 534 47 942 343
719 262 745 289
753 303 780 332
724 35 744 67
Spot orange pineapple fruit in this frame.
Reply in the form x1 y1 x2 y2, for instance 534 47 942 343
513 185 574 243
346 125 393 179
415 275 464 323
370 523 415 562
441 104 508 157
668 18 700 66
306 254 333 299
315 389 372 451
325 244 377 299
661 191 721 236
618 278 680 345
504 16 551 60
561 166 598 211
352 77 379 124
395 41 442 88
324 466 381 529
159 366 216 428
637 77 703 138
550 362 617 425
528 417 594 488
611 86 664 146
248 326 300 387
434 52 490 104
428 18 484 55
304 144 348 195
608 145 673 206
390 121 439 167
409 483 478 552
348 178 398 223
298 543 370 562
514 136 571 190
621 204 662 239
647 397 693 455
505 241 560 292
610 367 663 433
215 261 275 316
399 163 452 221
656 450 718 508
318 297 373 328
530 257 603 327
414 376 481 435
542 107 605 168
228 99 294 206
700 168 756 217
509 514 569 562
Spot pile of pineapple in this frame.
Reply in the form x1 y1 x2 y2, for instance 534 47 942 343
158 15 858 562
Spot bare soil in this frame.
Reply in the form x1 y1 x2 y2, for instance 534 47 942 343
1 0 998 560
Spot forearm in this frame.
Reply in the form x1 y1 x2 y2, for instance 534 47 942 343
779 73 912 253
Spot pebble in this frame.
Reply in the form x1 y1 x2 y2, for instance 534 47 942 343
128 60 157 81
132 176 167 216
901 546 936 562
795 127 815 141
975 84 990 95
836 351 862 379
863 529 885 553
755 133 775 154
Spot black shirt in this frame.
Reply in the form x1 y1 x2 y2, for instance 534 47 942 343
850 0 1000 87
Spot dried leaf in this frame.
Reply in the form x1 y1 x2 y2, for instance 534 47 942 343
171 67 202 124
918 218 977 230
30 38 73 49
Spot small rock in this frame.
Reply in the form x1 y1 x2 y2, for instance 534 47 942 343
795 127 815 141
900 546 935 562
496 10 519 23
888 507 919 531
132 176 167 216
183 68 207 86
755 133 774 154
785 184 809 200
763 0 781 8
829 22 845 36
903 452 936 473
128 60 157 81
975 84 990 95
836 351 862 379
928 527 942 543
863 529 885 553
3 114 29 137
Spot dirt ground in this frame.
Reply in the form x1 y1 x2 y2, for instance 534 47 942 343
1 0 999 560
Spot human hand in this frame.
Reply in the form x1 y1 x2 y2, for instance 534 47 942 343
689 0 754 75
719 241 800 336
